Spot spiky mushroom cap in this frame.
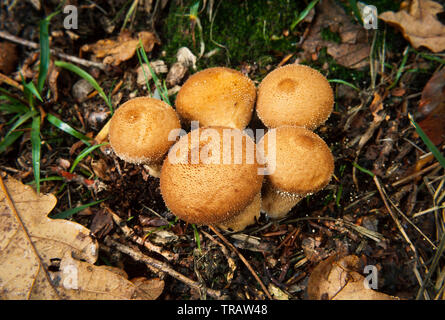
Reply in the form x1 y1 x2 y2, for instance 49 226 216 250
259 126 334 195
175 67 256 129
160 126 264 225
109 97 181 165
256 64 334 130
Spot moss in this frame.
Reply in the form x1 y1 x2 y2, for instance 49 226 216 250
160 0 310 68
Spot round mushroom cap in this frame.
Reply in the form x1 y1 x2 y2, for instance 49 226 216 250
175 67 256 129
256 64 334 130
109 97 181 164
160 126 264 225
258 126 334 195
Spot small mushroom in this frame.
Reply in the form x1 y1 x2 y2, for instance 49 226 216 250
256 64 334 130
258 126 334 219
160 126 264 231
108 97 181 177
175 67 256 129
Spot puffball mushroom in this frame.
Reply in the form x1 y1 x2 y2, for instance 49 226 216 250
175 67 256 129
256 64 334 130
108 97 181 177
258 126 334 219
160 126 264 232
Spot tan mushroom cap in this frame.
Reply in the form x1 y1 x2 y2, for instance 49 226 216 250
160 126 264 225
256 64 334 130
175 67 256 129
109 97 181 164
259 126 334 195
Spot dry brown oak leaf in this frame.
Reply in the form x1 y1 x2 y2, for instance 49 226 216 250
301 0 371 69
81 31 160 66
379 0 445 53
307 254 399 300
0 175 163 299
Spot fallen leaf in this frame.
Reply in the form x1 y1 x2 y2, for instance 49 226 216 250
0 175 162 300
58 253 164 299
131 277 165 300
81 31 160 66
307 254 399 300
0 174 98 299
417 68 445 145
379 0 445 53
301 0 371 69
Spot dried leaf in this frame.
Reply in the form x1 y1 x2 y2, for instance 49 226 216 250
417 69 445 145
58 253 164 299
0 175 98 299
307 255 399 300
379 0 445 53
0 175 162 300
81 31 160 66
302 0 371 69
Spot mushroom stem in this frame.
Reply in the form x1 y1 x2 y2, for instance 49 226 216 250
143 163 162 178
216 192 261 232
261 183 303 219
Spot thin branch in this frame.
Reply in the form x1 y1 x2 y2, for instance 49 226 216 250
0 30 106 70
104 236 224 299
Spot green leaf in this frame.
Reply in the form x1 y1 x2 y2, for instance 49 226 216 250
290 0 320 30
137 41 171 105
54 61 113 113
3 109 37 139
46 113 91 146
352 162 375 177
26 176 63 185
0 103 29 114
50 199 106 219
0 131 24 153
409 114 445 169
70 142 109 173
22 79 43 102
38 12 58 94
328 79 360 91
31 116 41 194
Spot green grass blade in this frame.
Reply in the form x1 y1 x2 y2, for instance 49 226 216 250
137 41 171 105
408 114 445 169
31 116 41 193
3 109 37 139
352 162 375 177
70 142 109 173
38 12 58 94
47 113 91 146
290 0 320 30
388 46 410 90
0 131 24 153
22 79 43 102
54 61 113 113
329 79 360 91
50 198 106 219
0 103 29 114
192 224 201 252
26 176 63 185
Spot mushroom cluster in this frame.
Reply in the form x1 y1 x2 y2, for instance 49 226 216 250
108 63 335 231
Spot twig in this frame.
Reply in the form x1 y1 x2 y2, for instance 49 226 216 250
208 225 273 300
392 162 440 187
105 206 179 262
104 236 223 299
0 30 106 70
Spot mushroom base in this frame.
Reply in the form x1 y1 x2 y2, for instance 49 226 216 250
261 184 303 219
216 192 261 232
143 163 162 178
